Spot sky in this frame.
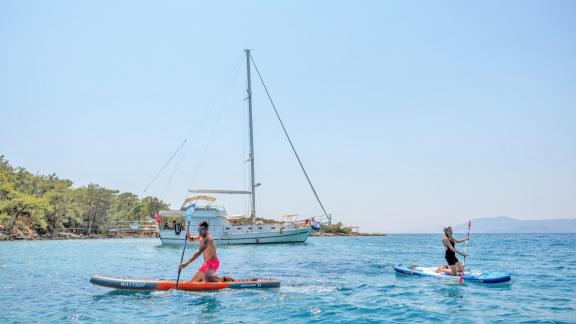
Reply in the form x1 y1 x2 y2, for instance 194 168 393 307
1 0 575 233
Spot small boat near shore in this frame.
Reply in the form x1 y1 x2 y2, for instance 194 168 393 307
90 275 280 291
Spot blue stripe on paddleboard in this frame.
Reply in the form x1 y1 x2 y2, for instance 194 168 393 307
227 281 281 289
394 265 511 284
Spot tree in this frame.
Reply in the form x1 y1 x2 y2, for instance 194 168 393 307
43 180 74 233
0 171 51 233
0 156 171 237
138 196 169 221
319 222 352 234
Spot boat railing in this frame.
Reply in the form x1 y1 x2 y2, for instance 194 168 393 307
279 215 328 227
209 220 313 234
189 205 227 212
108 221 158 233
310 214 331 225
159 218 318 235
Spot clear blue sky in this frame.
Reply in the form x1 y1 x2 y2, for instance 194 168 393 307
1 0 575 233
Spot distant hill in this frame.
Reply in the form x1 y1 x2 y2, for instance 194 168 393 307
453 216 576 233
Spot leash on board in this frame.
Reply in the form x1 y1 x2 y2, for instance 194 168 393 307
459 220 471 284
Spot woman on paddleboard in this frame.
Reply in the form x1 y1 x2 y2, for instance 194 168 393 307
441 226 468 276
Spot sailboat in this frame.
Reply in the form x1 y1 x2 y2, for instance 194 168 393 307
157 50 329 245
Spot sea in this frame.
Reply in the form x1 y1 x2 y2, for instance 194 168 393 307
0 234 574 323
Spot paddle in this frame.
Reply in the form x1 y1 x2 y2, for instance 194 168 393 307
176 216 193 288
459 220 471 284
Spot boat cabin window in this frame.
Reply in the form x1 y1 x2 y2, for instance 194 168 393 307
237 227 241 230
225 227 230 230
271 227 275 229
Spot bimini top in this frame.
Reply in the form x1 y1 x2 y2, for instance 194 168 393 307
189 189 251 195
226 214 248 220
180 195 217 210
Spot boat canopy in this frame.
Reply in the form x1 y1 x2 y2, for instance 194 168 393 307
281 214 298 221
189 189 251 195
226 214 247 220
180 195 216 210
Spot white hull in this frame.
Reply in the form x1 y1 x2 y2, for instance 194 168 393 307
159 227 312 245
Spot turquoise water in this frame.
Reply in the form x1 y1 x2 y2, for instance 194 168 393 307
1 234 574 323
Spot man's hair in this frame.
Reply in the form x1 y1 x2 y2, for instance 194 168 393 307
199 221 209 229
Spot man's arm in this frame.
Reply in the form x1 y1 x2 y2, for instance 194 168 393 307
185 233 201 241
178 238 208 269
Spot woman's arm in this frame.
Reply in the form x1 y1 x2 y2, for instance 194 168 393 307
454 235 469 244
443 237 467 256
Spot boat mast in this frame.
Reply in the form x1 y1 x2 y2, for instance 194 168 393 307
245 49 256 223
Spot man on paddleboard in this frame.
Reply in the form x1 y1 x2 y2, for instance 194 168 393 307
177 221 234 282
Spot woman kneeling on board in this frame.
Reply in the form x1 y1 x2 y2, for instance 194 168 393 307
177 221 235 282
440 226 468 276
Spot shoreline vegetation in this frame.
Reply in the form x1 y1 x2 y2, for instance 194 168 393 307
311 232 386 237
0 156 168 241
313 222 385 237
0 156 382 241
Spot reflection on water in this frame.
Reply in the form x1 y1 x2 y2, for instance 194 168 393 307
189 295 222 313
437 285 464 299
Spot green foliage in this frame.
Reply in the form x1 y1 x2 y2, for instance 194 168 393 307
0 167 51 231
227 216 279 225
0 155 169 236
319 222 352 234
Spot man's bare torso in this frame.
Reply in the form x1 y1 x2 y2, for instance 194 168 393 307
201 234 217 261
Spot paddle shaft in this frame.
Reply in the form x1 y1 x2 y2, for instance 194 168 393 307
176 219 192 288
459 220 471 283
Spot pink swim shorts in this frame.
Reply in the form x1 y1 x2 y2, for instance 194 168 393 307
198 257 220 273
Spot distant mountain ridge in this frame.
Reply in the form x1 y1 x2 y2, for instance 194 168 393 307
453 216 576 233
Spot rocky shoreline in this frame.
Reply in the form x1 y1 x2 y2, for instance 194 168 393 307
0 232 158 241
0 231 385 241
0 225 158 241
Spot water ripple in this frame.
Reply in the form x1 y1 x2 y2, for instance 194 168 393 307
0 234 575 322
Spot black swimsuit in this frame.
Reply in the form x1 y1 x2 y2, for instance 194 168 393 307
445 237 459 265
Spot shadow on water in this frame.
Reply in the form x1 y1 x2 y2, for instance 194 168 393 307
91 290 156 301
185 294 222 312
436 285 465 299
476 281 512 290
149 292 223 318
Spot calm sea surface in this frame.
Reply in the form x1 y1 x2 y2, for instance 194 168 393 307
1 234 574 323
